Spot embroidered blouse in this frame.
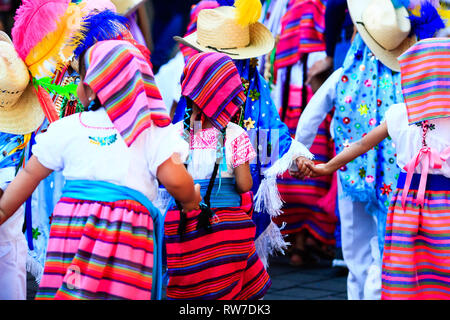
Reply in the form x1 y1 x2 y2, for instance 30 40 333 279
188 122 257 180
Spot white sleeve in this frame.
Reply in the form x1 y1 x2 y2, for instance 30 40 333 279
146 124 189 178
31 120 69 171
385 103 407 142
295 68 342 149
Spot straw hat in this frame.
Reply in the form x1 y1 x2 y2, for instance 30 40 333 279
174 6 275 60
348 0 416 72
111 0 146 15
0 32 44 134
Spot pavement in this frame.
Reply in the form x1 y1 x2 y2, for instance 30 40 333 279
264 253 348 300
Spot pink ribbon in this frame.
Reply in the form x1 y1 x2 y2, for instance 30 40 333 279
401 146 450 209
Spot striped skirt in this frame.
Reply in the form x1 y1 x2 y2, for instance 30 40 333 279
164 191 271 300
382 173 450 300
36 197 155 300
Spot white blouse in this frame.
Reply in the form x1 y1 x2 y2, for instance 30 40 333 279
385 103 450 178
187 123 256 180
32 108 189 201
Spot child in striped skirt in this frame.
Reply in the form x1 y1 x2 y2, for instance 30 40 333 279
0 40 201 300
164 52 271 300
296 38 450 300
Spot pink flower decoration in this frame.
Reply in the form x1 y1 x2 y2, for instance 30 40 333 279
369 118 377 126
345 96 353 103
364 79 372 87
366 175 374 183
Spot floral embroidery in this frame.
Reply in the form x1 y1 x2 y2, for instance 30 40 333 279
88 134 118 146
358 103 369 116
190 128 219 150
243 117 256 130
32 227 41 240
380 183 392 196
231 132 256 168
249 89 260 102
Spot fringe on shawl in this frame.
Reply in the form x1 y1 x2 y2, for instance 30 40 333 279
254 139 314 217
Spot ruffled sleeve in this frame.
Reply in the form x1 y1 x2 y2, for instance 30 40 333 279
146 123 189 178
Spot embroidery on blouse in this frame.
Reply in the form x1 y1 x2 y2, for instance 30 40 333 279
231 132 256 168
88 134 118 146
190 128 220 150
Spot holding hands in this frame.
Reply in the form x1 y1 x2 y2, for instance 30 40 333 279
290 157 333 179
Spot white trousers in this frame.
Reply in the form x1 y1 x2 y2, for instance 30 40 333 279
0 206 27 300
337 178 382 300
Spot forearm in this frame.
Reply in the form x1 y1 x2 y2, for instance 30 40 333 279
0 156 52 225
234 163 253 194
326 122 389 172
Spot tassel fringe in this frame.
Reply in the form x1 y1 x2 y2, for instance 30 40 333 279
26 252 44 285
254 140 314 217
254 220 289 269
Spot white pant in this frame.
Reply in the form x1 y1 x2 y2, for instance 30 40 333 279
337 178 381 300
0 206 27 300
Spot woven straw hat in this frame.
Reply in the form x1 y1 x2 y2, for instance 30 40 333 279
111 0 146 15
348 0 416 72
174 6 275 60
0 32 44 134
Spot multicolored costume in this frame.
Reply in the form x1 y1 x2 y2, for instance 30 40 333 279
172 1 314 267
34 40 181 300
165 52 271 300
382 38 450 300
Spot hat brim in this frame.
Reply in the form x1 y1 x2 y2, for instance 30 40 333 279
347 0 416 72
0 83 45 135
174 22 275 60
112 0 146 15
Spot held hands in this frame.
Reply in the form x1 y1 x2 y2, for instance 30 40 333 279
290 157 333 179
181 184 202 213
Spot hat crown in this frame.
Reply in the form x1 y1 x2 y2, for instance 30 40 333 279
0 41 30 109
362 0 411 50
197 6 250 50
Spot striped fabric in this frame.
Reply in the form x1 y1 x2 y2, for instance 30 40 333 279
36 198 155 300
274 110 337 245
164 188 271 300
274 0 326 71
382 173 450 300
179 1 220 62
181 52 247 130
399 38 450 125
83 40 171 147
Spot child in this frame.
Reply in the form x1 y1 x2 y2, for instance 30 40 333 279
164 52 272 300
298 38 450 300
0 40 201 300
0 31 45 300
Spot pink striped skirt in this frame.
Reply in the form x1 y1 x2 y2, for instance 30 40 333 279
35 197 155 300
382 173 450 300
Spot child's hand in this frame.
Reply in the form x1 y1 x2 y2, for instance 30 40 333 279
290 156 315 180
181 184 202 213
305 163 333 178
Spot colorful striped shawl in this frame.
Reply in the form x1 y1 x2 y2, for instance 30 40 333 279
274 0 326 72
399 37 450 125
83 40 171 146
181 52 246 130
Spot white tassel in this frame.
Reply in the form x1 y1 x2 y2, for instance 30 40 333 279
26 252 44 285
254 221 290 269
254 140 314 217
